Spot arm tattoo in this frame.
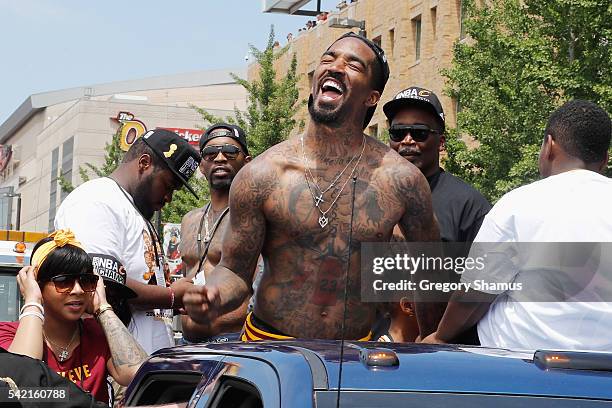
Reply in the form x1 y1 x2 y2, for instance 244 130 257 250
98 310 148 368
206 161 276 313
393 168 440 241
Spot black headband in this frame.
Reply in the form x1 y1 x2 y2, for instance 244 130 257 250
329 32 390 92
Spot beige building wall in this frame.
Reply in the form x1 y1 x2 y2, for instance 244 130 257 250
249 0 463 137
0 81 247 232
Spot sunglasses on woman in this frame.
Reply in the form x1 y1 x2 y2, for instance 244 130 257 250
200 144 243 162
45 274 99 294
389 124 441 143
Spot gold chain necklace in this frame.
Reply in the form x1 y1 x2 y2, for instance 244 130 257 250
44 327 78 362
301 135 366 228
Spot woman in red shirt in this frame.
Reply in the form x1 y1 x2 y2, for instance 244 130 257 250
0 230 148 404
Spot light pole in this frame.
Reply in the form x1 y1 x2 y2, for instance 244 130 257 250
2 192 22 230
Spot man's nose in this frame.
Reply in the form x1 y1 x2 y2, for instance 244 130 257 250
400 133 417 145
213 151 228 162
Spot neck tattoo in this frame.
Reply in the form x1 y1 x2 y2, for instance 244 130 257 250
301 134 366 228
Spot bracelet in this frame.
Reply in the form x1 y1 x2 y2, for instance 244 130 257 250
168 287 175 309
94 304 113 320
19 310 44 323
20 302 44 316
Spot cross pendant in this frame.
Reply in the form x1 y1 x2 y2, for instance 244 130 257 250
314 194 325 206
58 349 69 362
318 215 329 228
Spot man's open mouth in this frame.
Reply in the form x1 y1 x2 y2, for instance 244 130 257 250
212 167 232 176
320 78 345 101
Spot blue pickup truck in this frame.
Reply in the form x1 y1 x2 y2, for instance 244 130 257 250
123 340 612 407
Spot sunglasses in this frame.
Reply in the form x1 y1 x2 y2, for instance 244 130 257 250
388 125 441 143
200 144 243 162
45 274 99 294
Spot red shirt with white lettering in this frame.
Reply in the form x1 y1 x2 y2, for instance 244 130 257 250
0 318 111 403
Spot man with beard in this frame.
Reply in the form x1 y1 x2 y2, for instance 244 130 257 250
184 33 440 341
179 124 254 342
55 129 200 354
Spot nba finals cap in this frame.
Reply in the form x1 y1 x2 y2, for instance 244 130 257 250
383 86 446 131
90 253 137 299
200 123 249 156
141 128 201 198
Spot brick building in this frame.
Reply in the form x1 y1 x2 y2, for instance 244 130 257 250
253 0 466 137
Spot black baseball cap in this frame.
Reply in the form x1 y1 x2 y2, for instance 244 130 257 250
90 253 137 299
383 86 446 131
141 129 201 199
199 123 249 156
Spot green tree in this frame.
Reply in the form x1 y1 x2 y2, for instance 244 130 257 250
443 0 612 202
193 25 305 157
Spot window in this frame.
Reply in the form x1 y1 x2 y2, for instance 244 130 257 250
60 137 74 202
388 28 395 58
48 147 59 231
431 7 438 40
459 0 467 39
308 70 315 92
455 95 462 116
0 186 13 229
0 267 21 321
209 378 263 408
372 35 382 48
412 16 422 61
126 372 203 406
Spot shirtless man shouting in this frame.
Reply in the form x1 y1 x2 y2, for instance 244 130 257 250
184 33 440 340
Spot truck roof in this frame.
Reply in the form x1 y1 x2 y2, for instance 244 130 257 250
155 340 612 400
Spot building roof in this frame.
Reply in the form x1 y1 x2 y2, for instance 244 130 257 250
0 67 246 144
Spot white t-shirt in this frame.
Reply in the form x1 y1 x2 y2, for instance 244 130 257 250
467 169 612 351
55 177 174 354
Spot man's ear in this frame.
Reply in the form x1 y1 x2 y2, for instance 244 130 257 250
366 90 381 108
438 134 446 153
399 297 414 316
244 155 253 163
541 134 554 161
138 153 154 173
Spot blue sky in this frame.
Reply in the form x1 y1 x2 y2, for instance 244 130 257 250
0 0 337 123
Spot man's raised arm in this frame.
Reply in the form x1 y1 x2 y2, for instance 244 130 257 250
183 162 272 324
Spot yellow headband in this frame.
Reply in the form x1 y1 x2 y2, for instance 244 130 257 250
32 229 85 279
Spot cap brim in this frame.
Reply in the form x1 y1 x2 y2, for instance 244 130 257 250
103 279 138 299
383 98 445 130
166 165 200 200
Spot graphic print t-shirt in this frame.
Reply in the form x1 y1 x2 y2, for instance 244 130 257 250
55 177 174 354
0 319 111 403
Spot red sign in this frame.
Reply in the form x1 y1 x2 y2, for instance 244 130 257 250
157 127 203 147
